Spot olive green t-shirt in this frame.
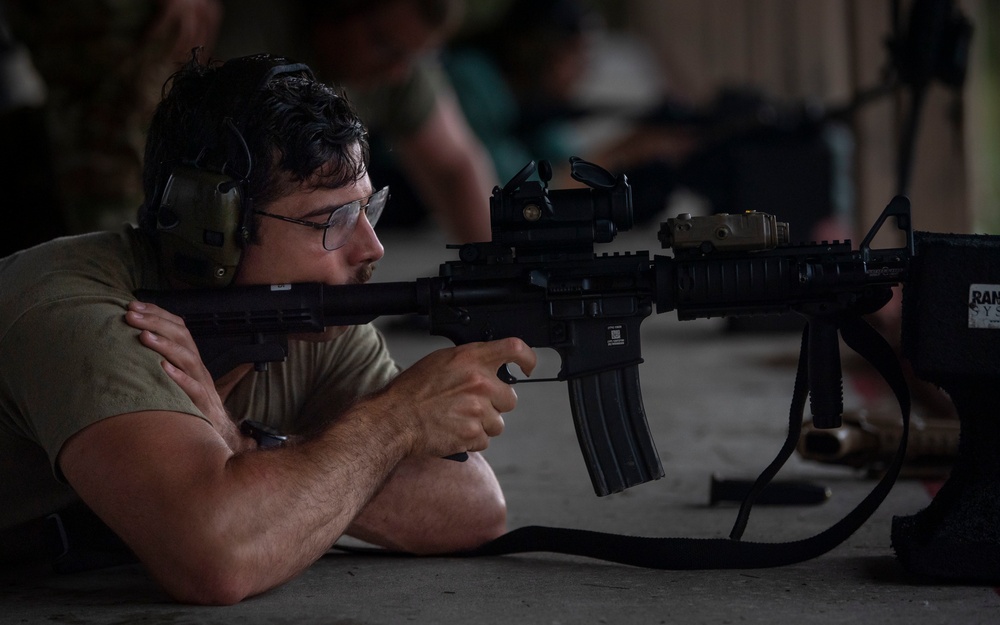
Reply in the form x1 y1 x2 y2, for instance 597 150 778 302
345 59 446 140
0 227 399 529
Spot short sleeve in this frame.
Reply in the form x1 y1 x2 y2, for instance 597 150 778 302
1 294 206 471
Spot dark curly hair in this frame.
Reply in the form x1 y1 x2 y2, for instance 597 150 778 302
138 51 370 239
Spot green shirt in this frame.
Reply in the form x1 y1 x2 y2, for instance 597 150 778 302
346 59 445 141
0 227 399 529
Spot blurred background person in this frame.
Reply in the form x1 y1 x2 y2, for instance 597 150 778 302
0 1 56 257
2 0 222 249
214 0 499 243
441 0 862 242
442 0 700 225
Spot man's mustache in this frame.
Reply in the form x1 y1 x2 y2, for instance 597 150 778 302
351 262 376 285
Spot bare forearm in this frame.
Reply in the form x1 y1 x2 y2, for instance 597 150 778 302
224 418 407 574
169 419 504 600
131 407 412 603
397 92 498 244
138 376 509 602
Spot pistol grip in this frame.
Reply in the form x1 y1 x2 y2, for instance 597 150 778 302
567 365 664 496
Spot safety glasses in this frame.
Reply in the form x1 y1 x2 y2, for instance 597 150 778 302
254 186 389 250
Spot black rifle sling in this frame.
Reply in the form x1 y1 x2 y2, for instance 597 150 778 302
456 314 911 569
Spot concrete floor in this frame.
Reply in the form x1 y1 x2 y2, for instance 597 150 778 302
2 220 998 624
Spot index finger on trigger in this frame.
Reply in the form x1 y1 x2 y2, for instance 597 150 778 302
487 337 537 378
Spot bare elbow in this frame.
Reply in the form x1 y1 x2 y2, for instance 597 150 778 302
442 461 509 552
467 494 507 548
153 560 255 606
168 582 247 607
410 488 508 556
143 542 273 606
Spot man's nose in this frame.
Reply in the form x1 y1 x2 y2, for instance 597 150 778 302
347 213 384 263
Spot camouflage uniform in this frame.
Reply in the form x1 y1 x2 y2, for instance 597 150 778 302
5 0 213 234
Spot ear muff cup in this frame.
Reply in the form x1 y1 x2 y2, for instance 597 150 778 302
156 166 244 287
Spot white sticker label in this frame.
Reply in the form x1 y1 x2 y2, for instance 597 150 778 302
270 284 292 291
968 284 1000 329
606 324 626 347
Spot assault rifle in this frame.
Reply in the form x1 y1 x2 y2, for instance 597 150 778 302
138 157 913 498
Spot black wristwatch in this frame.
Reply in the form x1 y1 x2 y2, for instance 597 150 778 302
239 420 289 449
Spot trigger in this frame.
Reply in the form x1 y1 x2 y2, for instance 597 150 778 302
496 364 517 384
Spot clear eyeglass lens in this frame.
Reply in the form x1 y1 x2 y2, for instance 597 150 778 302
322 204 359 251
365 187 389 228
322 186 390 251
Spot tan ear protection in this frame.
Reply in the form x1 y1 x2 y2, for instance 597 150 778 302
154 55 314 288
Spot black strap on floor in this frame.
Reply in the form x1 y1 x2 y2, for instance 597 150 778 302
457 314 911 569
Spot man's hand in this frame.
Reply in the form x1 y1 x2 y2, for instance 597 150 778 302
339 337 535 553
365 337 537 459
125 300 253 453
